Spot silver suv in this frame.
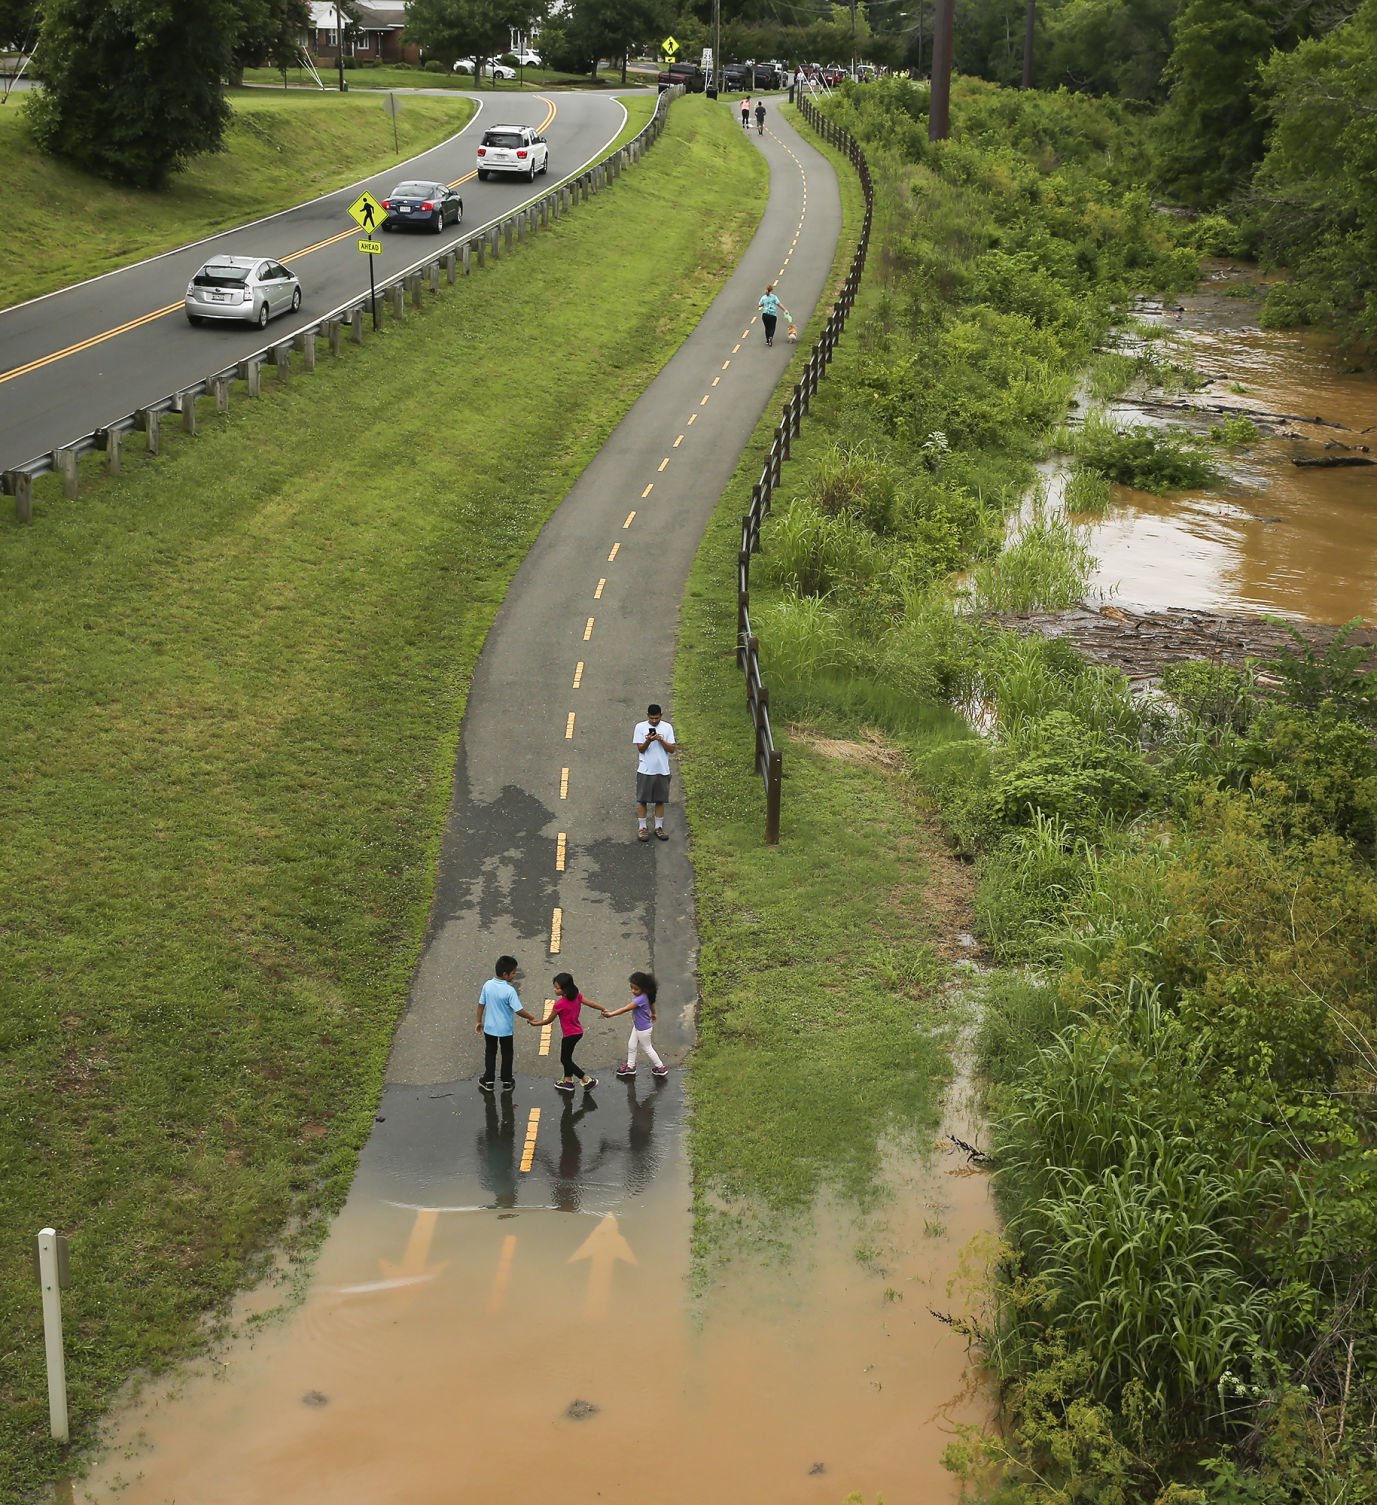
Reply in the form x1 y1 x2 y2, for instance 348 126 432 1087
476 124 550 182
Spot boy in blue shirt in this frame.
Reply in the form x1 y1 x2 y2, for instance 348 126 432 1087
475 955 537 1091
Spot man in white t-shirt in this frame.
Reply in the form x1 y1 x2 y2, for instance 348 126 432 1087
632 702 678 842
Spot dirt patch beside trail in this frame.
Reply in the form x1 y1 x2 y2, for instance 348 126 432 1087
990 602 1377 684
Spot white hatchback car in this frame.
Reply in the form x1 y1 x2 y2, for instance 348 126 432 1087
453 56 516 80
184 256 301 328
475 124 550 182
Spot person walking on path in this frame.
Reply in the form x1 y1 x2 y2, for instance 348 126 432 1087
740 95 751 130
755 99 766 134
475 955 537 1091
606 971 669 1079
757 283 791 347
633 702 677 842
531 972 606 1092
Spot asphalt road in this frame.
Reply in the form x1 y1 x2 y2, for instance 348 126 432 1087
0 89 630 475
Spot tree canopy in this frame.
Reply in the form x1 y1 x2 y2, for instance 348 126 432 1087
26 0 235 189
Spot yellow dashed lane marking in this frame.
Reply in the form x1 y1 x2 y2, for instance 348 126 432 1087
658 457 669 470
556 832 567 871
539 1018 553 1056
673 435 684 448
583 617 594 641
641 483 653 498
560 767 570 799
549 908 563 954
594 578 606 599
572 661 584 688
608 542 620 562
623 511 636 528
520 1108 541 1172
565 712 576 739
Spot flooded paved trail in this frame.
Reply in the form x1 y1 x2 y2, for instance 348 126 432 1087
73 1078 994 1503
64 106 997 1505
1083 267 1377 622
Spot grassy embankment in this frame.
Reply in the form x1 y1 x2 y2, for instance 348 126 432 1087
1 88 475 309
678 110 977 1266
0 93 754 1502
684 76 1377 1501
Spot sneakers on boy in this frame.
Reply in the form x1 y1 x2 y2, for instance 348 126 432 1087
581 1076 598 1090
555 1078 576 1092
478 1079 495 1092
615 1064 637 1078
500 1080 516 1091
652 1065 670 1077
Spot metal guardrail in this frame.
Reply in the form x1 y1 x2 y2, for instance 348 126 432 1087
1 88 680 525
737 94 873 844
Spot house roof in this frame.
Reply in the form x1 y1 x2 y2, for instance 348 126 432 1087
306 2 405 31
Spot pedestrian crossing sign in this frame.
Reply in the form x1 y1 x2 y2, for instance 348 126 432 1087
347 191 386 237
661 34 678 61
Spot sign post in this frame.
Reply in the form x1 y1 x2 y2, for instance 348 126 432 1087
347 192 387 328
35 1228 70 1443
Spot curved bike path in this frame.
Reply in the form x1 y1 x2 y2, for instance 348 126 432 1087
75 100 845 1505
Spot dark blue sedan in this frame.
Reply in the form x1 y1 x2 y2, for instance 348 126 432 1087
380 180 464 234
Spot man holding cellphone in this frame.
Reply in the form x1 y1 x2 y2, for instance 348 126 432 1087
632 702 677 842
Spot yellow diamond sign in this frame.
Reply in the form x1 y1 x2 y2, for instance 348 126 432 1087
347 191 386 237
660 34 679 60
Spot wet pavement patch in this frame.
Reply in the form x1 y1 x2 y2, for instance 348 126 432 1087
565 1398 599 1421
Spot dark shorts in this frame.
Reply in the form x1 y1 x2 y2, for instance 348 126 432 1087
636 772 672 805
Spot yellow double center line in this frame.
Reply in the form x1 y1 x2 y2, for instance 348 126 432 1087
0 98 558 389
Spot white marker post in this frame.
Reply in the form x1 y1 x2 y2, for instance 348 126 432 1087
36 1228 70 1442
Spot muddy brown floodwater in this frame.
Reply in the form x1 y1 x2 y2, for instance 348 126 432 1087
1081 265 1377 623
71 1075 996 1504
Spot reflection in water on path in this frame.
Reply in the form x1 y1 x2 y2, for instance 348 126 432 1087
72 1076 995 1504
1080 271 1377 623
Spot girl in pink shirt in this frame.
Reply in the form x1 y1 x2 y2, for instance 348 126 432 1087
532 972 608 1092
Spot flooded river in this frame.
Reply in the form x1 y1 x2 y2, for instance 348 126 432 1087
1079 265 1377 623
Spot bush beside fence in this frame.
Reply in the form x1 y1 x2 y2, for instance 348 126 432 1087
737 95 873 843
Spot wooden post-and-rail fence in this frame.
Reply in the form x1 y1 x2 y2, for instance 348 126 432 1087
737 96 873 843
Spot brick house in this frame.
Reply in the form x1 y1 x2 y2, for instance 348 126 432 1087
305 2 420 66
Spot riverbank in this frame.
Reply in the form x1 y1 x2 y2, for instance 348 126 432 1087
730 77 1377 1500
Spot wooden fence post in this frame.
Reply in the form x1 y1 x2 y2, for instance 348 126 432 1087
140 408 160 456
212 376 230 414
295 331 316 371
53 448 79 500
238 357 261 395
5 470 34 523
350 308 364 343
765 749 782 844
100 428 122 475
180 390 197 434
272 344 290 384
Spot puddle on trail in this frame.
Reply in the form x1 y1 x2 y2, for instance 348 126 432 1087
1078 267 1377 623
71 1077 996 1504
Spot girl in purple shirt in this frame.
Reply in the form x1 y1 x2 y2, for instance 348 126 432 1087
606 970 669 1078
532 972 608 1092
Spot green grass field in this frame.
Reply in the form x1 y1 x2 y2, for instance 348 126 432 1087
0 96 764 1500
2 89 474 308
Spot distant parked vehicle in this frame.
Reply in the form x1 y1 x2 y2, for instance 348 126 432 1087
453 56 516 80
511 48 541 66
380 180 463 233
184 256 300 329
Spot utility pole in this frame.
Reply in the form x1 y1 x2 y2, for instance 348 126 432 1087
929 0 954 140
335 2 345 91
713 0 721 94
1022 0 1035 89
850 0 857 79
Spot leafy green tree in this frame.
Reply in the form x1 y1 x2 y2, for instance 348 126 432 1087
1155 0 1272 204
403 0 541 68
227 0 313 83
558 0 669 80
1252 0 1377 343
0 0 40 49
1043 0 1180 101
25 0 233 188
